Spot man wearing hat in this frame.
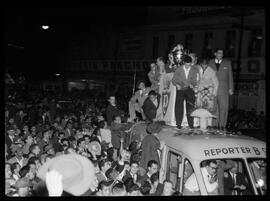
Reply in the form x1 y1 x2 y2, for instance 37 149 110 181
37 154 96 196
139 123 164 175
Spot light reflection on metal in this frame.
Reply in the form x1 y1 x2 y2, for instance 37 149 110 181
257 179 264 187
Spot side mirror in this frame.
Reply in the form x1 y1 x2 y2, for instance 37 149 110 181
177 155 182 164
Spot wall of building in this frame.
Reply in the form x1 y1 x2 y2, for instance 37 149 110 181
60 7 265 113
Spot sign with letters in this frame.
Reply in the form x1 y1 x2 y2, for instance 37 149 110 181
204 146 266 157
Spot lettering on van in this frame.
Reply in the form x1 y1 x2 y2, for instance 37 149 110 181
204 147 266 157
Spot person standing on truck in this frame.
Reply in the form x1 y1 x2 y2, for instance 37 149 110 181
172 55 199 129
208 48 234 129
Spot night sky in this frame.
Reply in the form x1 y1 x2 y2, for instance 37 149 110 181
5 7 148 81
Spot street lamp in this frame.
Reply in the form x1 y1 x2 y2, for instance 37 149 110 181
42 25 50 30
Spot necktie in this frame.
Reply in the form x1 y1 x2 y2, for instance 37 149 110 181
215 61 220 71
232 173 238 195
233 173 236 185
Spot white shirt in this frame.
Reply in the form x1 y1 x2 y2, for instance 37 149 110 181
183 66 191 79
215 59 222 64
153 99 158 107
15 157 24 168
184 167 218 194
230 172 237 184
201 167 218 193
100 129 112 147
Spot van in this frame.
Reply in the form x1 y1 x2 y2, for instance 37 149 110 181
156 126 266 195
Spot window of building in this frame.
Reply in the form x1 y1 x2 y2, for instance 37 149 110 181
185 33 193 52
225 30 236 58
202 32 213 58
248 28 263 57
152 36 159 59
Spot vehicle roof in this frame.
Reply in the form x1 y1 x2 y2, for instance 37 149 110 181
158 126 266 161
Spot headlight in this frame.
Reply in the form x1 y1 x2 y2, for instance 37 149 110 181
257 179 264 187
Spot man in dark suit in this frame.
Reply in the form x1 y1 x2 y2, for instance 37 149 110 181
5 126 16 150
122 161 142 184
172 55 199 129
208 48 234 129
142 90 161 123
224 160 250 195
106 95 122 126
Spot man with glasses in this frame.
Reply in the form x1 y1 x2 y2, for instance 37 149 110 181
184 160 218 195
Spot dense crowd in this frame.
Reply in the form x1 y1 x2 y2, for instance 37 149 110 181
4 72 179 196
5 52 265 196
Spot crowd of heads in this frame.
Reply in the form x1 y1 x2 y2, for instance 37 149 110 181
5 73 179 197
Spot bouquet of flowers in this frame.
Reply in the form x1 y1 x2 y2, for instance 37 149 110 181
195 85 215 113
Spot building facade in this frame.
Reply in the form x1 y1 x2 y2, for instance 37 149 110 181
60 6 265 113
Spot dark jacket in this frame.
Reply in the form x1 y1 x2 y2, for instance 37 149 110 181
110 122 132 149
208 59 234 96
142 94 161 123
224 171 250 195
172 65 199 89
140 134 160 170
106 103 122 126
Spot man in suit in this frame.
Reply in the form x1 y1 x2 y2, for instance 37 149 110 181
8 145 28 168
172 55 199 129
208 48 234 129
142 90 161 123
122 161 142 184
106 95 122 126
6 126 16 151
96 159 112 183
224 160 249 195
129 80 151 121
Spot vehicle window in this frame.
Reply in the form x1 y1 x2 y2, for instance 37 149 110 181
200 159 254 195
166 151 181 190
182 159 201 195
247 158 266 195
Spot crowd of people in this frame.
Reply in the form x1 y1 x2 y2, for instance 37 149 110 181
4 43 265 197
4 71 180 196
128 44 235 130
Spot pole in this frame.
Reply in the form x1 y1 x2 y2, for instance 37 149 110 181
234 13 244 108
132 66 137 95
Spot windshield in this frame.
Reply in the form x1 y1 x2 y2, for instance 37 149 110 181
247 158 266 195
183 159 255 195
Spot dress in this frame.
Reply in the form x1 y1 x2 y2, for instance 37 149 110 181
196 65 219 114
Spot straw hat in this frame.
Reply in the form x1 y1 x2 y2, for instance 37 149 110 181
37 153 95 196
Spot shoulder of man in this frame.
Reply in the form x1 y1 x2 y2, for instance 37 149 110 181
222 59 231 64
